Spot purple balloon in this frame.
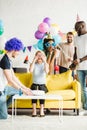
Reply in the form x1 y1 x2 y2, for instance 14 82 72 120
35 30 45 39
43 17 52 27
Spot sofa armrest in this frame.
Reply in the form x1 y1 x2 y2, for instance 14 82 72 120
71 80 81 108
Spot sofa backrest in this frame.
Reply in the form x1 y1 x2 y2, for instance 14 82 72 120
15 73 33 87
15 70 73 90
46 70 73 91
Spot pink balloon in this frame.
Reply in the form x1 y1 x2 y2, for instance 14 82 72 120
43 17 52 27
35 30 45 39
38 22 49 33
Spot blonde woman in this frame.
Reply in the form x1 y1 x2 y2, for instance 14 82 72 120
29 51 49 117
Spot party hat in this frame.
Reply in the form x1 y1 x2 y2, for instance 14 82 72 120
76 14 80 22
46 32 53 39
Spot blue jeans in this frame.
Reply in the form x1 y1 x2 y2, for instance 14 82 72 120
77 70 87 109
0 86 19 119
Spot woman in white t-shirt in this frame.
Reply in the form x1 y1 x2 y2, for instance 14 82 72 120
29 51 49 117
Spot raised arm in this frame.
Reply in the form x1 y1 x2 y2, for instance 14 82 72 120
41 54 49 74
29 56 38 72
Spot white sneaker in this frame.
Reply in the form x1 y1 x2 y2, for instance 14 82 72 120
7 114 11 119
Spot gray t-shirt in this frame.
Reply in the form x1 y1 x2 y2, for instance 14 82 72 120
33 62 46 84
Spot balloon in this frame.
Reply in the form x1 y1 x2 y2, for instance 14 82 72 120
0 50 4 54
53 34 62 45
54 65 59 71
59 33 66 42
43 17 52 27
0 20 4 28
0 28 4 35
0 20 4 36
72 30 77 36
51 24 59 31
38 22 49 33
35 30 45 39
37 39 44 50
58 31 64 37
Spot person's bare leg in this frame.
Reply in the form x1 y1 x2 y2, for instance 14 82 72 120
40 104 45 116
32 103 37 116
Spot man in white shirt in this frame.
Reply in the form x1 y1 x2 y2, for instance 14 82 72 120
74 21 87 111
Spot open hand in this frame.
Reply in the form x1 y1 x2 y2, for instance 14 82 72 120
24 88 33 96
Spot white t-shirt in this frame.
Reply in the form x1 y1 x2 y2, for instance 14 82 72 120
74 33 87 70
33 62 46 84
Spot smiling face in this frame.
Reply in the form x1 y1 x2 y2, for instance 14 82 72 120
67 33 74 44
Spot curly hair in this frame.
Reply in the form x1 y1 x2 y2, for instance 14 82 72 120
5 37 24 51
43 38 55 56
74 21 86 36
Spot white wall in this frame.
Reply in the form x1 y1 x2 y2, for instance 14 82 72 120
0 0 87 68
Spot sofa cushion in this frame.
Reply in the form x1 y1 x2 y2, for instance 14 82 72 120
46 70 73 91
47 89 75 100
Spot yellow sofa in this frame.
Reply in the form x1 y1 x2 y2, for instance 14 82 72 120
14 70 81 115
